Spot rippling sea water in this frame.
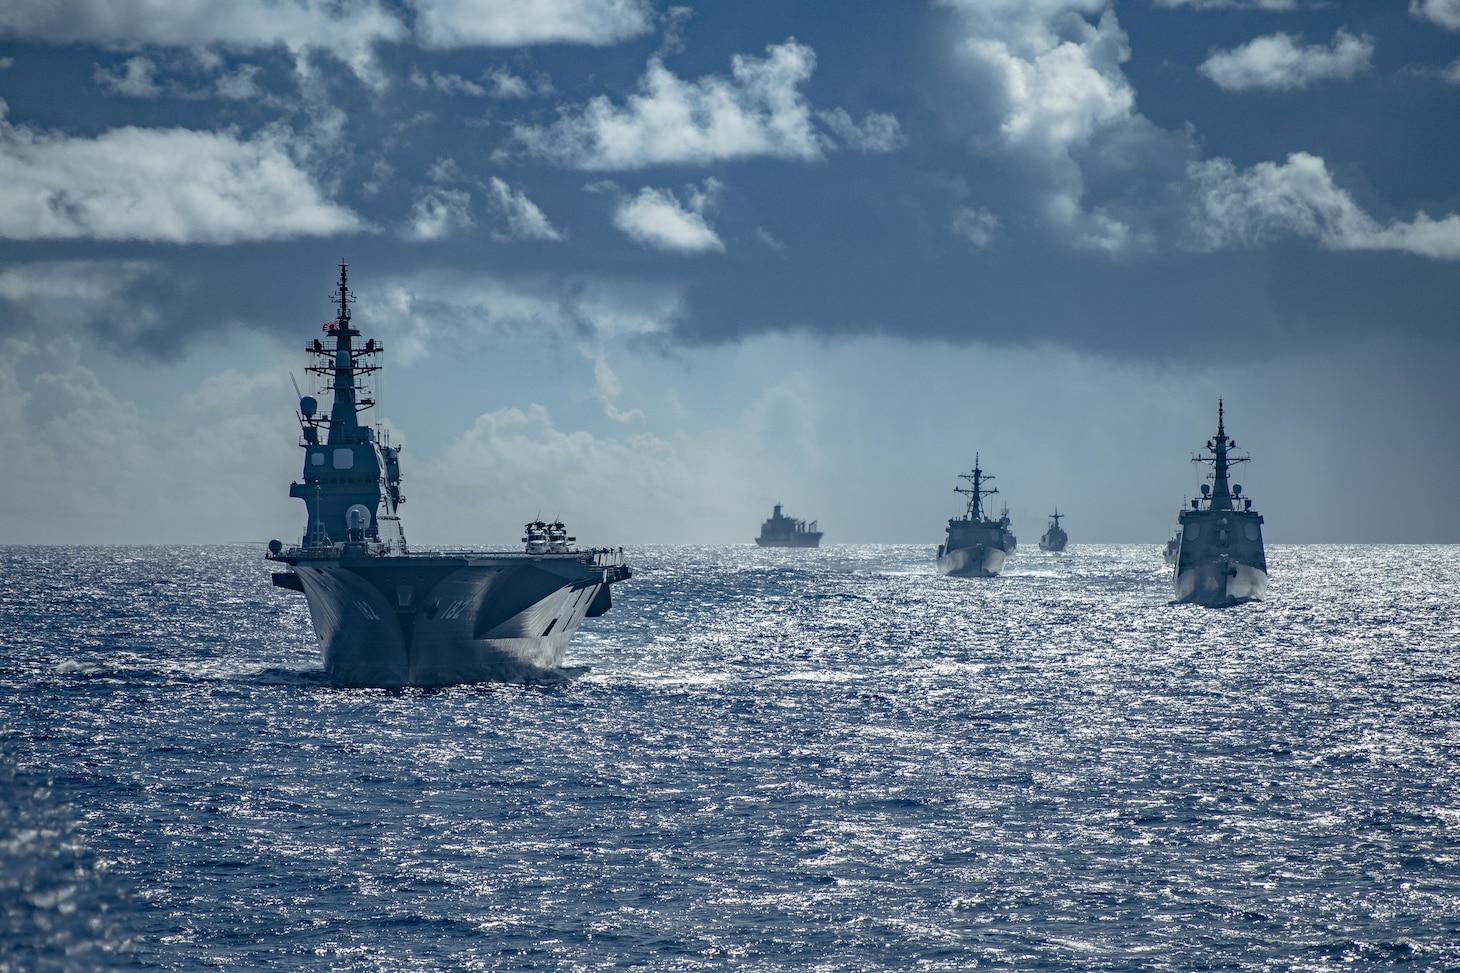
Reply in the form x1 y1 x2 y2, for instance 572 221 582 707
3 543 1460 971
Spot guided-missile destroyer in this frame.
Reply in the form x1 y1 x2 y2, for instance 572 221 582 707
936 454 1016 577
266 264 631 686
1171 401 1266 606
1038 509 1068 552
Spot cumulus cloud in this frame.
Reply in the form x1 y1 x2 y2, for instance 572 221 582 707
412 0 652 48
585 347 644 422
486 177 564 242
1199 29 1374 91
1187 152 1460 258
410 69 487 97
94 55 161 97
613 181 724 254
355 270 683 364
510 41 827 169
0 106 365 243
939 0 1143 250
95 54 266 101
1154 0 1297 9
1412 0 1460 31
816 108 906 153
0 0 407 86
0 260 160 341
403 188 474 241
952 207 1000 246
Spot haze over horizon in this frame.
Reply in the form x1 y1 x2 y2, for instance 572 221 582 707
1 0 1457 546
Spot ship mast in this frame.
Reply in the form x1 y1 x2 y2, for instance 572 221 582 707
954 452 998 521
1193 399 1248 511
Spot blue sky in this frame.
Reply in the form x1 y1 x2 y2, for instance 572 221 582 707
1 0 1458 545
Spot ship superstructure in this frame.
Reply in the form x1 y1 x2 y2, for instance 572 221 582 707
1171 401 1266 606
1038 509 1068 552
755 504 822 548
936 454 1017 577
267 265 630 686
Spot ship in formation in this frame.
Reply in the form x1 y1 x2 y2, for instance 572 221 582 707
267 264 631 687
936 454 1017 577
754 504 822 548
1038 509 1068 552
1169 401 1267 606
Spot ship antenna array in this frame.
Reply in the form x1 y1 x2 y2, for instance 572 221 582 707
333 261 354 322
954 451 998 520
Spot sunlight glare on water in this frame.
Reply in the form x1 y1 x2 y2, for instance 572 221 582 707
3 543 1460 970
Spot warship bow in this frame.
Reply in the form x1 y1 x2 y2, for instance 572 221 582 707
1170 401 1266 606
936 453 1017 577
267 264 630 686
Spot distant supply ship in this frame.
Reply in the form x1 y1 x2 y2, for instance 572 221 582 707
1038 509 1068 552
266 265 631 686
936 454 1017 577
1170 401 1266 606
754 504 823 548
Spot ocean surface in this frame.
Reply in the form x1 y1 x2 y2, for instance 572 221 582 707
3 543 1460 971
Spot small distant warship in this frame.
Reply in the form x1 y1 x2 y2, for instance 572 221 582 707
1038 509 1068 552
1171 401 1266 606
266 264 631 686
755 504 822 548
936 454 1017 577
1162 531 1181 566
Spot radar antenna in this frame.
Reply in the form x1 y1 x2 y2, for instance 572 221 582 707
953 452 999 522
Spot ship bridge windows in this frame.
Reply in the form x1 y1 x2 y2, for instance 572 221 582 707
333 448 355 469
311 452 324 466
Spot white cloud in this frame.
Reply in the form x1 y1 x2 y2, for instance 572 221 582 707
0 335 300 543
1412 0 1460 31
585 347 644 423
95 55 265 101
952 207 1000 246
412 0 653 48
94 55 161 97
1445 57 1460 84
355 270 683 365
939 0 1141 250
510 41 827 169
0 106 365 243
486 177 564 242
1187 152 1460 258
1154 0 1297 9
612 181 724 254
410 69 487 97
816 108 906 153
0 0 407 86
403 188 474 241
1199 29 1374 92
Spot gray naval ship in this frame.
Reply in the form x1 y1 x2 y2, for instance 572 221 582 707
1171 401 1266 606
1038 509 1068 552
936 454 1017 577
754 504 822 547
266 264 631 686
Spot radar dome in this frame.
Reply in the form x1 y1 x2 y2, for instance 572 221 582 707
267 539 283 555
346 504 371 531
1200 483 1210 495
300 395 317 416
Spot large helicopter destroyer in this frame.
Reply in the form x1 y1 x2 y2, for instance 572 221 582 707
754 504 822 548
936 454 1017 577
1170 401 1266 606
1038 509 1068 552
266 265 631 686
